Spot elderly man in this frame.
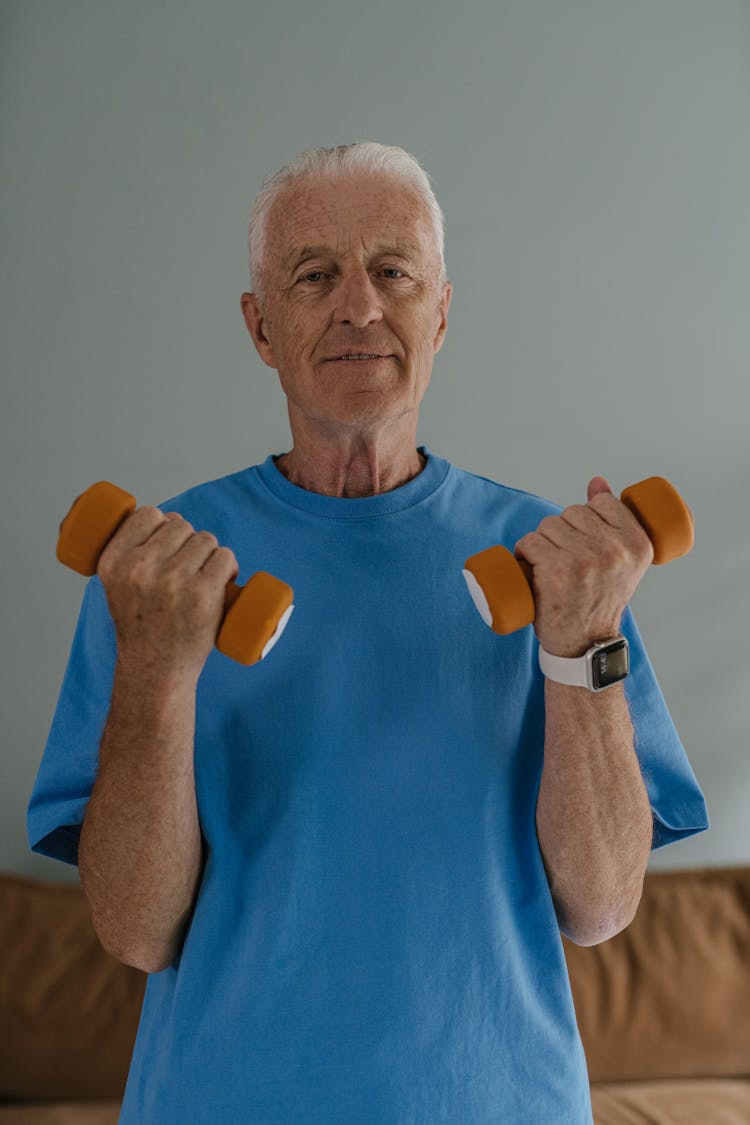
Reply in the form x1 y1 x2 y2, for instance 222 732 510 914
28 142 708 1124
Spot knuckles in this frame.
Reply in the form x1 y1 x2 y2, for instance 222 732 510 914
598 540 627 568
194 530 218 547
537 514 561 536
517 516 640 573
587 492 617 513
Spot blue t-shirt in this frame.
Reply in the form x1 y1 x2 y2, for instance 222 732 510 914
27 446 709 1124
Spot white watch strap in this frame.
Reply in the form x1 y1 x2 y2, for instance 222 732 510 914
538 645 591 688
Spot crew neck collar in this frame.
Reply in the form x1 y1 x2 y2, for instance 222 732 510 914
256 445 450 519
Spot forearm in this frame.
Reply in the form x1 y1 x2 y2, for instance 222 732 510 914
536 678 653 946
79 659 204 973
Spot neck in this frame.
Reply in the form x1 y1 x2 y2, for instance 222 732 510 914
274 442 426 498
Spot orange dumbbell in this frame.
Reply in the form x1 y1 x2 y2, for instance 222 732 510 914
462 476 694 635
56 481 294 666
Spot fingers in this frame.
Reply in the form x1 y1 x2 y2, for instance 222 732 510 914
517 508 595 559
153 516 239 579
586 490 638 530
171 526 237 575
522 493 643 554
149 513 196 552
201 543 240 583
586 475 613 502
515 494 654 573
106 505 175 550
98 506 237 577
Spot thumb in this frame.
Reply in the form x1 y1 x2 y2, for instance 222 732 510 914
587 475 613 503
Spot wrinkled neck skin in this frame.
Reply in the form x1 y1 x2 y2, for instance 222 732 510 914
274 417 426 498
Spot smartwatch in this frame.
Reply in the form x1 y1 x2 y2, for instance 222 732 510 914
538 636 630 692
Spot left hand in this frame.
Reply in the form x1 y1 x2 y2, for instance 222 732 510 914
513 476 655 657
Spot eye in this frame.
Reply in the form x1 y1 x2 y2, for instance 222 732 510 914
297 267 407 285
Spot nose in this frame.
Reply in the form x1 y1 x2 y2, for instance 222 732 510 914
333 265 384 327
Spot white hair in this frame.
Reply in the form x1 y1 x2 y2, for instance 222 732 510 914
247 141 447 306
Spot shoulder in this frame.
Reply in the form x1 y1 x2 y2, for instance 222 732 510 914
450 462 563 533
154 465 258 528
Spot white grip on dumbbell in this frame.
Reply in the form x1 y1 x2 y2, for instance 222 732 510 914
261 603 295 660
462 569 494 629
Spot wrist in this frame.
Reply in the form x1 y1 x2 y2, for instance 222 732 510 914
115 652 201 697
537 620 623 659
539 635 630 692
538 638 593 659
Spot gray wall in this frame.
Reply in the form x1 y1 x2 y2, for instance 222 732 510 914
4 1 749 885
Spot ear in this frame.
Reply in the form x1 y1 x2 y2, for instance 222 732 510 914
240 292 277 369
433 281 453 355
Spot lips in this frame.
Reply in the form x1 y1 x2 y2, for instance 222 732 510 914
325 354 391 362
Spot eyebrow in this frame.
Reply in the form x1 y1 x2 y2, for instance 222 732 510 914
287 239 423 273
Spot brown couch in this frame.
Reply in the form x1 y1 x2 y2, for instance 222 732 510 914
1 865 748 1124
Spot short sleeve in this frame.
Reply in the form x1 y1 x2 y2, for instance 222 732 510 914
27 576 117 866
620 605 710 850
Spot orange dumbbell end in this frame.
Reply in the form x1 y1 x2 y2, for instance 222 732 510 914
56 481 137 576
619 476 694 564
218 573 294 665
462 545 535 636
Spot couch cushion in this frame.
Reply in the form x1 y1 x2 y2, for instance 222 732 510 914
0 872 145 1101
590 1078 750 1125
4 866 749 1102
0 1103 120 1124
564 865 750 1083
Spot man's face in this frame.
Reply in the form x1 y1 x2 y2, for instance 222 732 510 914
241 173 452 438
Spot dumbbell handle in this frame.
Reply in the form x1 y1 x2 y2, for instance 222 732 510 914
463 476 694 637
56 481 294 665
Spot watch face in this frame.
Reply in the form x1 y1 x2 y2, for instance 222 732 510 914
592 639 630 690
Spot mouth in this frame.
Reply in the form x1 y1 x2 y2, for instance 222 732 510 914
324 354 392 364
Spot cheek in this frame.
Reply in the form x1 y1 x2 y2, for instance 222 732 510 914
411 315 439 355
275 306 316 359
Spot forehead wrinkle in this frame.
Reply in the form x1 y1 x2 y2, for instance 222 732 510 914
285 236 423 272
266 179 435 282
284 227 427 273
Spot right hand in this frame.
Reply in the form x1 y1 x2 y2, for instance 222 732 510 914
96 506 239 679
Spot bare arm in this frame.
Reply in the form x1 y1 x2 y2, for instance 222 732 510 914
512 476 659 945
75 502 238 974
535 679 652 946
79 661 203 974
